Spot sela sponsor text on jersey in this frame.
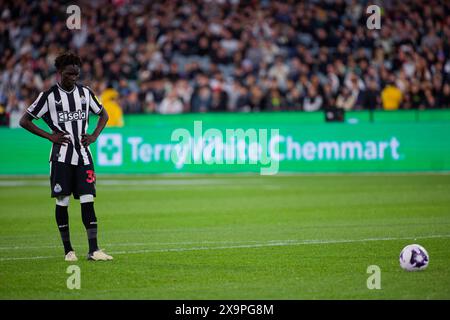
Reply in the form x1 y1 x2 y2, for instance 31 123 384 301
57 110 87 123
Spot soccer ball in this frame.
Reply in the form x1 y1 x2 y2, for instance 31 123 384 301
399 244 429 271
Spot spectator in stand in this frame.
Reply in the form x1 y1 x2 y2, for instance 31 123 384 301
158 89 184 114
0 104 7 125
409 82 425 109
336 87 357 111
381 79 403 111
175 79 193 112
285 86 302 111
100 88 124 127
424 89 437 109
439 83 450 109
246 85 263 112
268 56 290 91
322 83 337 111
303 86 323 112
265 87 285 111
210 86 228 112
235 84 251 112
361 80 380 111
191 86 212 113
122 91 142 114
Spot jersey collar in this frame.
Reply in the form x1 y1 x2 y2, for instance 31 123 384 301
57 82 76 94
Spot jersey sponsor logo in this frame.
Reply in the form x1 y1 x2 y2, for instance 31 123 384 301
54 183 62 193
57 110 87 123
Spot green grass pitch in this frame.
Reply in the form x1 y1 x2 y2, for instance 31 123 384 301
0 174 449 299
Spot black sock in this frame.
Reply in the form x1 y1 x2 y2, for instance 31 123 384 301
55 205 73 255
81 202 99 254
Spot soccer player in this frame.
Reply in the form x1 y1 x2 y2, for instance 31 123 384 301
19 52 113 262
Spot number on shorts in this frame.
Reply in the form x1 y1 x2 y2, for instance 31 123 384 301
86 170 96 183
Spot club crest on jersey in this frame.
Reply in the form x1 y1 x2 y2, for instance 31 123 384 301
57 110 87 123
80 96 87 104
54 184 62 193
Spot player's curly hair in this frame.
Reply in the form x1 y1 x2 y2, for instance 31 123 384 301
54 51 82 71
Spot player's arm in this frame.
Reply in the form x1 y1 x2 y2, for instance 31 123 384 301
81 108 109 147
19 112 70 145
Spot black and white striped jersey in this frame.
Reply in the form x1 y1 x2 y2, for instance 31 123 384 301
26 83 103 166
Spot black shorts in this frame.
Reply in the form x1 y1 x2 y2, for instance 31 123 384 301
50 161 96 199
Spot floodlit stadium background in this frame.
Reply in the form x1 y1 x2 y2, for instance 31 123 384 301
0 0 450 301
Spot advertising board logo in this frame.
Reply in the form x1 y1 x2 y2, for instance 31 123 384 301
97 134 123 166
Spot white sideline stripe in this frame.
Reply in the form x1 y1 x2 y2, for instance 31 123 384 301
1 234 449 262
0 179 253 187
99 179 225 186
0 179 223 187
2 171 450 187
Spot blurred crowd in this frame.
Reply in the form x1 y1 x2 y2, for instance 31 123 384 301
0 0 449 121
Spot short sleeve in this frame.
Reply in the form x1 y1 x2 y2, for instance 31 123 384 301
26 92 49 119
87 87 103 114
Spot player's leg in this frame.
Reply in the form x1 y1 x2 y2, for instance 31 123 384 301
80 194 98 254
79 194 112 260
50 161 77 261
75 164 113 261
55 196 77 261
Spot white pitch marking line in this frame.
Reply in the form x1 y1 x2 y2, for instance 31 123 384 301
0 255 57 261
0 234 449 262
0 179 269 187
110 234 450 255
0 239 281 251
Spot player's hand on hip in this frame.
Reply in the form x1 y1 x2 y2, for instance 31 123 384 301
81 133 97 147
49 132 71 145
